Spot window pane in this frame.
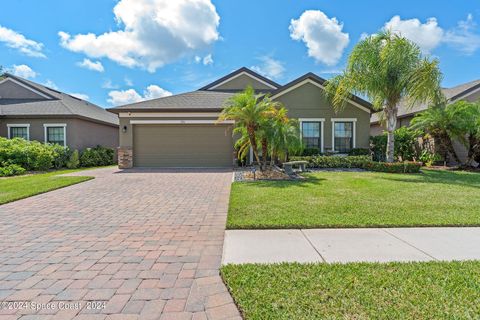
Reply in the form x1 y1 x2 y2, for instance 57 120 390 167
47 127 65 146
10 127 28 139
302 122 321 150
334 122 353 153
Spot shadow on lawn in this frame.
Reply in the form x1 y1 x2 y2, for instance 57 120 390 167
242 175 326 188
378 169 480 190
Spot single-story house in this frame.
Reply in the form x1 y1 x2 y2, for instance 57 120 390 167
0 73 119 150
108 67 373 168
370 79 480 162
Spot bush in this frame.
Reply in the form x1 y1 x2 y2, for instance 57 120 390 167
66 150 80 169
51 144 71 169
370 127 420 162
0 137 57 171
419 149 441 167
301 147 321 156
363 161 422 173
290 155 371 168
290 154 422 173
80 146 115 167
348 148 370 156
0 164 26 177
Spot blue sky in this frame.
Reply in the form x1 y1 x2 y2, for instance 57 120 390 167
1 0 479 107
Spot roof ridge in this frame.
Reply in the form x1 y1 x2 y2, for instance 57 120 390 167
198 67 281 91
3 73 58 99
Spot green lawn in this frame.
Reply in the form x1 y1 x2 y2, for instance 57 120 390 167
221 261 480 319
228 169 480 228
0 169 94 205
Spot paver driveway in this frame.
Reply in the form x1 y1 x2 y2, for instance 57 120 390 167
0 167 241 320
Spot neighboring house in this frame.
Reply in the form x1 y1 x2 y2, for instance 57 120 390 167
108 67 373 168
370 79 480 162
0 73 119 150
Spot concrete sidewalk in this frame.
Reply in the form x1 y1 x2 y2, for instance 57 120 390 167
222 227 480 264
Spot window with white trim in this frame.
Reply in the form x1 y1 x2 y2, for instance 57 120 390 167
333 122 354 153
8 125 29 140
44 124 66 147
301 121 322 151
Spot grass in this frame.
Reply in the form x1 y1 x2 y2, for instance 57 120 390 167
228 169 480 229
221 261 480 319
0 168 96 205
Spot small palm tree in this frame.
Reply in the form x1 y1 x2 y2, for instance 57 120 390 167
325 30 443 162
410 104 464 164
268 107 302 164
218 86 275 170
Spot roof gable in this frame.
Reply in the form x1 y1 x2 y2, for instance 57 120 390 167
199 67 280 91
271 73 372 113
0 77 52 100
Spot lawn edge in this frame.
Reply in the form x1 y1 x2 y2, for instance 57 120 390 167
0 176 94 205
226 223 480 230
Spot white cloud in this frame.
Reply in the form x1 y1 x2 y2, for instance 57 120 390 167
77 58 104 72
102 79 119 89
194 55 202 63
69 92 89 100
107 84 172 106
384 16 444 53
444 14 480 55
11 64 37 79
203 54 213 65
59 0 220 72
289 10 349 66
251 56 285 79
0 25 45 58
44 80 58 90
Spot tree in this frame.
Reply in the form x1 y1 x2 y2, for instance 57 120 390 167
324 31 443 162
218 86 275 170
410 104 465 164
267 107 302 164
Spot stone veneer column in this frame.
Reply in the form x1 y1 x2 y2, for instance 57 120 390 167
118 147 133 169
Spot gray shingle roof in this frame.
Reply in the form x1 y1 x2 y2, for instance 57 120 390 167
108 91 235 112
0 74 118 126
371 79 480 123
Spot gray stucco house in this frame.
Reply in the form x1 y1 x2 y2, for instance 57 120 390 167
109 67 372 168
0 73 119 150
370 79 480 162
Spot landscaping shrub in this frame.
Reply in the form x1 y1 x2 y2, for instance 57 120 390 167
290 154 422 173
290 155 371 168
363 161 422 173
66 150 80 169
370 127 420 162
0 164 26 177
419 149 441 167
348 148 370 156
51 144 71 169
80 146 115 167
301 147 321 156
0 137 56 171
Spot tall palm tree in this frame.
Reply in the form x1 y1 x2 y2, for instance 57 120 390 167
325 30 443 162
218 86 275 170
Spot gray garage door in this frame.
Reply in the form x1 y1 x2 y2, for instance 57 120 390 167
133 124 233 167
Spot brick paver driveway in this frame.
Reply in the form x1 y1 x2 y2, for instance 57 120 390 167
0 167 241 320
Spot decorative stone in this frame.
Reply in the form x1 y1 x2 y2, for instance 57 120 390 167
118 147 133 169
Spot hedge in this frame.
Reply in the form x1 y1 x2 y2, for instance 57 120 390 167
290 155 422 173
0 137 115 176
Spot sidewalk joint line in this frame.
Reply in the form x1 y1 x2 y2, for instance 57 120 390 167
382 229 438 261
300 229 326 263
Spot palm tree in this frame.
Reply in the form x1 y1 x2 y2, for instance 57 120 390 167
268 107 302 164
410 104 464 164
325 30 443 162
218 86 275 170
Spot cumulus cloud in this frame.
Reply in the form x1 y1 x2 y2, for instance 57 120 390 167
44 80 58 90
107 85 172 106
194 54 214 65
102 79 119 89
11 64 37 79
289 10 349 66
0 25 45 58
69 93 89 100
59 0 220 72
77 58 104 72
444 14 480 55
251 56 285 79
384 16 444 53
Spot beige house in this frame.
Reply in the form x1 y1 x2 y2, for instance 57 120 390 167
370 79 480 162
0 73 119 150
109 67 372 168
